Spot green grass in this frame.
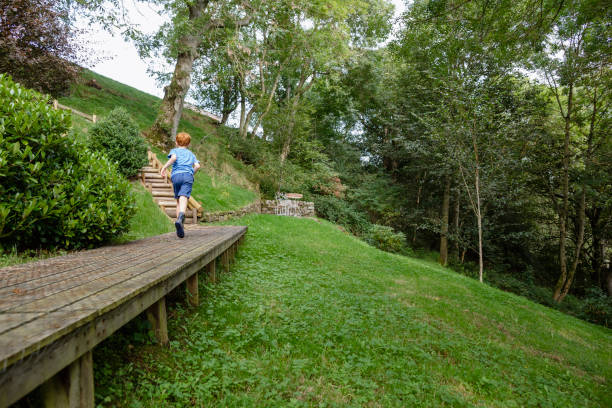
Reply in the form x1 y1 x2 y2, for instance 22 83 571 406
151 146 257 212
114 182 175 243
59 69 258 212
94 215 611 407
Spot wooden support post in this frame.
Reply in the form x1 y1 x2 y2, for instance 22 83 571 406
92 114 97 123
206 260 216 284
146 297 169 345
222 250 230 273
40 351 94 408
186 273 199 307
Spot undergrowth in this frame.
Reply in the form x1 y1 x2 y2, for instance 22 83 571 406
93 215 611 407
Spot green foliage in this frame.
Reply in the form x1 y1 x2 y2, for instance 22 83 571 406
89 107 148 177
93 215 611 407
580 288 612 328
313 195 370 235
62 70 259 212
0 75 134 249
365 224 406 253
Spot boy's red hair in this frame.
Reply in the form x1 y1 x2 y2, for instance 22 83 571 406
176 132 191 147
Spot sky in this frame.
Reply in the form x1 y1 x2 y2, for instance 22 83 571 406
80 1 407 99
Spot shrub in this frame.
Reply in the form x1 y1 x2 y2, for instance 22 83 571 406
313 195 370 235
580 287 612 327
0 75 135 249
365 224 406 253
89 107 148 177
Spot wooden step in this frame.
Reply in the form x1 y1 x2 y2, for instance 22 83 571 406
157 200 177 208
152 190 174 197
150 182 171 189
164 208 198 224
142 166 158 172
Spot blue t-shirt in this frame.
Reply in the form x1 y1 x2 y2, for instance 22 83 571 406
168 148 199 176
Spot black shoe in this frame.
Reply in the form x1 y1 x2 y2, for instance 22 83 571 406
175 214 185 238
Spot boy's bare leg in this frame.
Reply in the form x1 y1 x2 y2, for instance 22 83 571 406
178 196 188 214
175 199 180 219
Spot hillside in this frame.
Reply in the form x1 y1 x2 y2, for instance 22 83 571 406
93 215 612 407
60 69 258 213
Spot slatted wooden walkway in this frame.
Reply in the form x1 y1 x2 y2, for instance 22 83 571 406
0 225 246 407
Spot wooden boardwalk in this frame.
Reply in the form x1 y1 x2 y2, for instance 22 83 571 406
0 225 246 407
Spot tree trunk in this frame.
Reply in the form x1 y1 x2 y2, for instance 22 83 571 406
454 187 460 257
475 166 484 283
558 187 586 302
220 81 237 125
553 83 573 302
439 176 451 266
221 111 230 125
148 0 209 146
471 130 484 283
279 72 315 163
590 209 604 289
239 88 246 137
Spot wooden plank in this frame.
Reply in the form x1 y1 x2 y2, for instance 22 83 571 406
0 233 181 288
222 250 230 273
146 297 168 345
186 273 199 307
1 227 244 366
0 226 246 406
4 228 229 310
40 349 94 408
0 240 185 309
3 238 202 312
206 260 216 284
0 313 43 334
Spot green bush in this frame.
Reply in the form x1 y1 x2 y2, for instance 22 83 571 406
365 224 406 253
0 75 135 249
89 107 148 177
313 195 371 235
580 287 611 327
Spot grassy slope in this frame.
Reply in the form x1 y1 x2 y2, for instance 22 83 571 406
59 69 257 212
94 215 611 407
115 182 175 242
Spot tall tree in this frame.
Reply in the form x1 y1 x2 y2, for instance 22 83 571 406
534 0 611 301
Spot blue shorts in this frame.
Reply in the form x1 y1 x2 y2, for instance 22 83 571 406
171 172 194 199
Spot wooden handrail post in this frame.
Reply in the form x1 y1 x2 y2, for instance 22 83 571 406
146 297 169 345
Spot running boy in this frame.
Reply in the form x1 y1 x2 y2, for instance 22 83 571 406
160 132 200 238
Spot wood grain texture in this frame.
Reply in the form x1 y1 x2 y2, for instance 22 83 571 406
0 225 246 407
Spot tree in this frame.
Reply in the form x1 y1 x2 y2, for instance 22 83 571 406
0 0 82 96
533 0 611 301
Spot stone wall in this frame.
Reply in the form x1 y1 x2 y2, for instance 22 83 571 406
260 200 315 217
201 199 315 222
202 201 261 223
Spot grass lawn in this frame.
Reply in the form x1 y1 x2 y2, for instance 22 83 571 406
114 182 175 242
94 215 611 407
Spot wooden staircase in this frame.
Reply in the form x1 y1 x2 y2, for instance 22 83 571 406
139 151 203 224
